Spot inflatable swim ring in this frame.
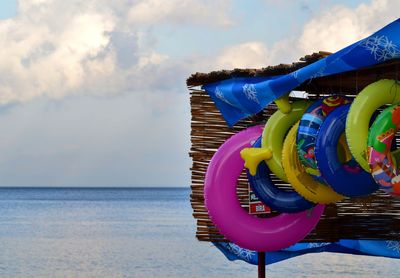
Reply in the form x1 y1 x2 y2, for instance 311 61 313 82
204 125 324 251
346 79 400 171
246 136 314 213
241 100 311 182
261 100 311 182
368 104 400 196
282 122 344 204
315 104 378 197
297 96 350 182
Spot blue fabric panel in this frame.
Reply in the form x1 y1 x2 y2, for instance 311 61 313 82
214 240 400 266
203 19 400 126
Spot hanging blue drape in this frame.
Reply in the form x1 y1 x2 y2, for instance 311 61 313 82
214 240 400 266
203 19 400 126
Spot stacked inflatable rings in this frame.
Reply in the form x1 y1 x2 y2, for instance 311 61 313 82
346 79 400 171
203 79 400 253
204 125 325 252
261 100 312 182
240 100 317 212
296 96 350 182
282 122 344 204
247 136 315 213
315 104 379 197
368 104 400 196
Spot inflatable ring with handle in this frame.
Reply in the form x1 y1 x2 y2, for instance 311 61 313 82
241 99 311 182
346 79 400 172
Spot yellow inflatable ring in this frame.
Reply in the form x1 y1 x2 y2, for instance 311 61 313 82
261 100 311 182
346 79 400 172
282 122 344 204
241 100 311 181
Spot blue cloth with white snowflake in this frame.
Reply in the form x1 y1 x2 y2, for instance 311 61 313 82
214 240 400 265
203 18 400 126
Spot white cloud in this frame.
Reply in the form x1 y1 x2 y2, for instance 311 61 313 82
0 2 117 103
1 0 399 187
1 0 397 105
211 0 400 71
128 0 233 27
0 0 235 186
138 52 169 68
0 0 234 105
214 42 270 69
297 0 399 53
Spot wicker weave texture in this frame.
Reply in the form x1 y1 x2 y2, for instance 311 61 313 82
190 87 400 243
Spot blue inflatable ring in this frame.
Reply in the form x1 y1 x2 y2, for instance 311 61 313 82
296 96 350 183
247 136 315 213
315 104 378 197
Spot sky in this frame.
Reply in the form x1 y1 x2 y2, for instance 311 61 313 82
0 0 398 187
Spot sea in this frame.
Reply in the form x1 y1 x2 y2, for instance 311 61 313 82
0 187 399 278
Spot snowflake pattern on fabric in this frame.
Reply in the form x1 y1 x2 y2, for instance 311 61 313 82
360 35 400 62
226 243 256 261
291 70 299 80
215 86 234 106
310 68 325 79
310 55 341 80
307 242 330 248
243 84 260 104
386 241 400 253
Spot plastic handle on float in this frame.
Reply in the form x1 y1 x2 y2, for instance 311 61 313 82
274 94 292 114
240 148 272 176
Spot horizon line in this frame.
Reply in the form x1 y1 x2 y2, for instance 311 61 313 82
0 186 190 189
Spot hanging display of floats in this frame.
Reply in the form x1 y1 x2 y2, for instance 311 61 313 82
187 18 400 277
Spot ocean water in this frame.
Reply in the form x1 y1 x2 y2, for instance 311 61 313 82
0 188 399 278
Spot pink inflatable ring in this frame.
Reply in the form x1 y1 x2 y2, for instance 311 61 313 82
204 125 325 252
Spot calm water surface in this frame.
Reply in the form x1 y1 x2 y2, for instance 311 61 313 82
0 187 399 277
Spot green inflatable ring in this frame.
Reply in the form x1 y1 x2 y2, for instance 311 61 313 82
346 79 400 172
262 100 312 182
367 104 400 196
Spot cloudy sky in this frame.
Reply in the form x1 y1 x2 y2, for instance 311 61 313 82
0 0 397 187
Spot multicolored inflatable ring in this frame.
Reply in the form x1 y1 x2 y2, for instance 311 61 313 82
204 125 325 251
368 104 400 196
296 96 350 182
346 79 400 172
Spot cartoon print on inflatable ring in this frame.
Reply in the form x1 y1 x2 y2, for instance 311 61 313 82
297 96 350 181
368 105 400 195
